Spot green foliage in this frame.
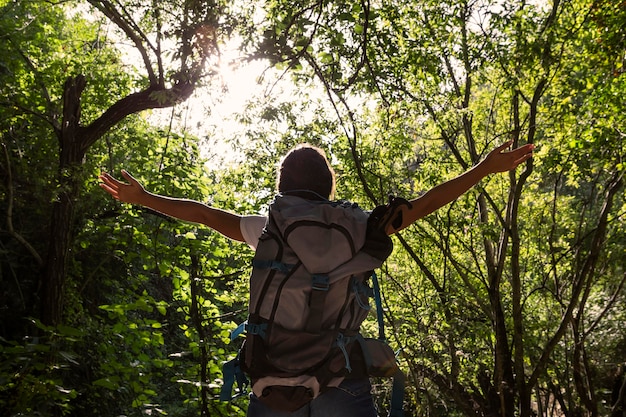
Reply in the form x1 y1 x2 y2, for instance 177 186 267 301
241 0 626 415
1 0 625 416
0 0 137 337
73 126 251 416
1 0 251 416
0 320 80 416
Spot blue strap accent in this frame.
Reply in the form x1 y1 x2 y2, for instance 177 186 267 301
230 320 247 341
220 357 237 401
247 322 267 339
230 320 267 341
220 355 249 401
372 271 405 416
371 271 386 341
388 369 405 417
311 274 330 291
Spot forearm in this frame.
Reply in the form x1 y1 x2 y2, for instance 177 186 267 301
135 191 244 241
386 141 534 234
421 162 489 212
401 162 490 228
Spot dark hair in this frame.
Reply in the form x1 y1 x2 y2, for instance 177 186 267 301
277 144 336 200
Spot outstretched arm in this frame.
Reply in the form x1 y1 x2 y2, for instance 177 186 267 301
99 170 245 242
391 141 535 233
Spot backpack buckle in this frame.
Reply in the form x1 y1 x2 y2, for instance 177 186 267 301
247 322 268 339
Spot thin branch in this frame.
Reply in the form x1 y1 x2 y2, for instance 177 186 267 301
1 142 43 266
343 0 370 90
584 271 626 338
528 171 624 389
87 0 158 85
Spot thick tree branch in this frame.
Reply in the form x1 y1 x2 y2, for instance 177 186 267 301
80 81 195 151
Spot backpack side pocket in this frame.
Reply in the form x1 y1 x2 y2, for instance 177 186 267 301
350 337 399 377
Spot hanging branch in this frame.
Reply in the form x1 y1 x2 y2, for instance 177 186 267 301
1 142 43 267
189 254 211 417
302 47 379 204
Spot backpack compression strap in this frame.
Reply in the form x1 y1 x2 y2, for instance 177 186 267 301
307 274 330 333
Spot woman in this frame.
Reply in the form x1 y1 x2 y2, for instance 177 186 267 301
99 141 534 416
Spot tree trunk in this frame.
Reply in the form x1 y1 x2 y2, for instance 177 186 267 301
39 75 196 326
40 75 87 326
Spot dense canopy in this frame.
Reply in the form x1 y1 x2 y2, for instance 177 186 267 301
0 0 624 416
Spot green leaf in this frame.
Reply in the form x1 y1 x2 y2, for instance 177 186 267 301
93 377 120 390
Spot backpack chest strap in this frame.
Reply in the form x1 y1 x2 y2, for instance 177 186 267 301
252 259 295 274
230 320 268 341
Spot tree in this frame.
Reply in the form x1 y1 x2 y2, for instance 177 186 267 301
0 1 247 415
1 0 238 327
1 0 623 415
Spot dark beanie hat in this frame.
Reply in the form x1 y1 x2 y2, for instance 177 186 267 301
277 144 336 199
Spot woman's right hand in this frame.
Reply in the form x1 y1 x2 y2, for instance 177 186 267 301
99 170 247 242
99 170 147 205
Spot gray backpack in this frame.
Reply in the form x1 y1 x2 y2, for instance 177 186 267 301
222 194 407 416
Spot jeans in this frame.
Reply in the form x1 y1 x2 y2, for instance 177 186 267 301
246 378 378 417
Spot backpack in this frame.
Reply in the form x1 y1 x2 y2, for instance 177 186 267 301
221 194 409 416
